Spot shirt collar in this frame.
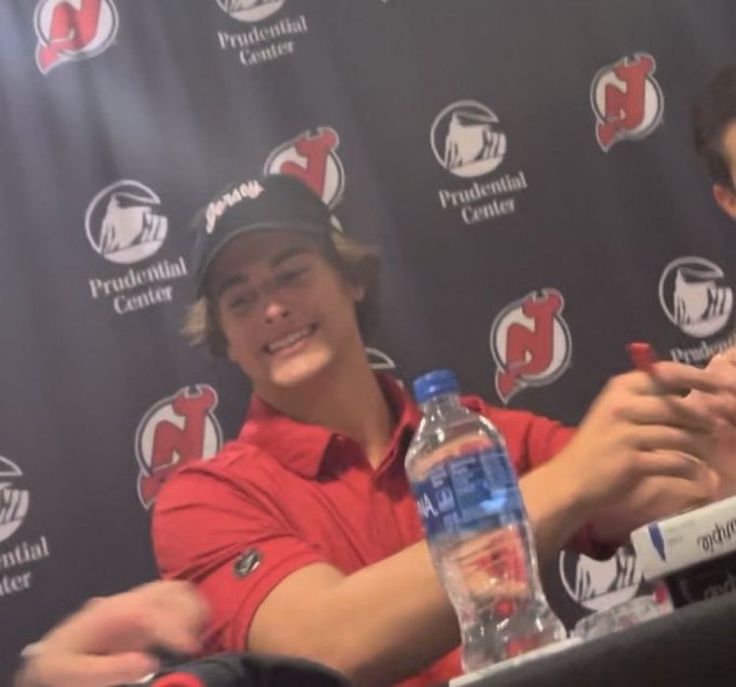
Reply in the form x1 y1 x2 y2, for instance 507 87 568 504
239 373 421 479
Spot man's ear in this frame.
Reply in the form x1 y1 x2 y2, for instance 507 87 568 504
713 183 736 220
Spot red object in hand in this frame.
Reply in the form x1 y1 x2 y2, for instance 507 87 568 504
627 342 658 372
152 673 205 687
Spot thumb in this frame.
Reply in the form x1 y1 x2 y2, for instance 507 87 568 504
33 652 159 687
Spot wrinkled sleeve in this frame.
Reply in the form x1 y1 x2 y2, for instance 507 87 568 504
152 467 327 653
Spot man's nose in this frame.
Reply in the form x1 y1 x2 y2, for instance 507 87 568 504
263 296 290 324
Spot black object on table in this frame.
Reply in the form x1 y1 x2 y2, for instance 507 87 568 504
140 653 352 687
440 591 736 687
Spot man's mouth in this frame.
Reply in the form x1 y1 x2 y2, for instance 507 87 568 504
264 324 318 355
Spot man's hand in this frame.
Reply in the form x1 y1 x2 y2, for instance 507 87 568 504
550 361 729 543
685 349 736 498
14 580 207 687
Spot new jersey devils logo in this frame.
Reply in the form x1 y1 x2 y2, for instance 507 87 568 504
264 127 345 208
591 53 664 151
34 0 118 75
135 385 223 509
491 289 572 404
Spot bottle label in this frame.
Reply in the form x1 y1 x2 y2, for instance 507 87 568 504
412 447 525 540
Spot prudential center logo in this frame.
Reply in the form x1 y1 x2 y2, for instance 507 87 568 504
431 101 507 178
0 457 30 544
430 100 529 226
216 0 285 23
659 257 733 339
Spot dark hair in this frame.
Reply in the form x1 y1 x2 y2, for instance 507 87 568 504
692 64 736 188
182 231 381 357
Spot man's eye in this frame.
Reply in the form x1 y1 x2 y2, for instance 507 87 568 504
277 267 309 286
228 290 258 310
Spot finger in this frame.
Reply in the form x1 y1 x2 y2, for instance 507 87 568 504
32 652 158 687
632 427 713 460
75 584 204 655
145 620 202 655
709 350 736 367
636 449 713 481
149 581 208 629
47 602 151 654
80 609 200 657
691 390 736 425
616 365 713 396
623 470 717 518
619 395 713 432
135 582 208 646
650 361 736 395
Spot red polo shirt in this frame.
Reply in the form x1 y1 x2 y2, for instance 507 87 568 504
153 374 583 687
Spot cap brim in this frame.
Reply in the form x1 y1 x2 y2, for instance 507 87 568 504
195 220 330 297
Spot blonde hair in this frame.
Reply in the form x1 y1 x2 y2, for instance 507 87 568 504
182 231 381 357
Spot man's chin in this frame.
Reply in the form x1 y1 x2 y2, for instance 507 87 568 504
267 351 332 389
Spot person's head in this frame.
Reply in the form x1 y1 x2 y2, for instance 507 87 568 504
692 64 736 219
183 175 380 394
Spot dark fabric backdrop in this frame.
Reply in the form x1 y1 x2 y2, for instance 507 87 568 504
2 1 736 681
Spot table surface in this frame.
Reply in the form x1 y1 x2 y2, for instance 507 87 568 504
444 591 736 687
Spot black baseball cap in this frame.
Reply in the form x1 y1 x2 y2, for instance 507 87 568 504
191 174 336 297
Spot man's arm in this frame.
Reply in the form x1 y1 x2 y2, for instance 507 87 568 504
249 468 592 687
250 543 455 687
250 361 730 686
14 581 206 687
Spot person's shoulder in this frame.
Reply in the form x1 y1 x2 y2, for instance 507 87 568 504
460 393 549 427
155 438 276 506
181 438 266 476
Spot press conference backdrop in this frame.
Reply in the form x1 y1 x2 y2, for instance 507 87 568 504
2 0 736 679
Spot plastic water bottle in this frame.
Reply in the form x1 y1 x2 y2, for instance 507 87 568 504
405 369 566 672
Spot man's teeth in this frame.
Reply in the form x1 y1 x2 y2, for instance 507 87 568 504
268 327 313 353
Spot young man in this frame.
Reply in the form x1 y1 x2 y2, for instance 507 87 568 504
692 63 736 219
153 174 736 687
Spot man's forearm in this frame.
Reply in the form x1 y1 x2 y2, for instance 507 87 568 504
251 541 459 687
252 461 591 685
519 457 592 564
325 541 459 685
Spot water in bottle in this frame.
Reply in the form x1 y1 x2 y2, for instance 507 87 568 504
405 369 566 672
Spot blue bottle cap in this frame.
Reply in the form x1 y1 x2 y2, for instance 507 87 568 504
413 369 460 403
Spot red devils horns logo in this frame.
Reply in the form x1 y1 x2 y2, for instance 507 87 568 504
135 385 223 509
264 127 345 208
34 0 119 75
491 289 572 404
591 53 664 152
